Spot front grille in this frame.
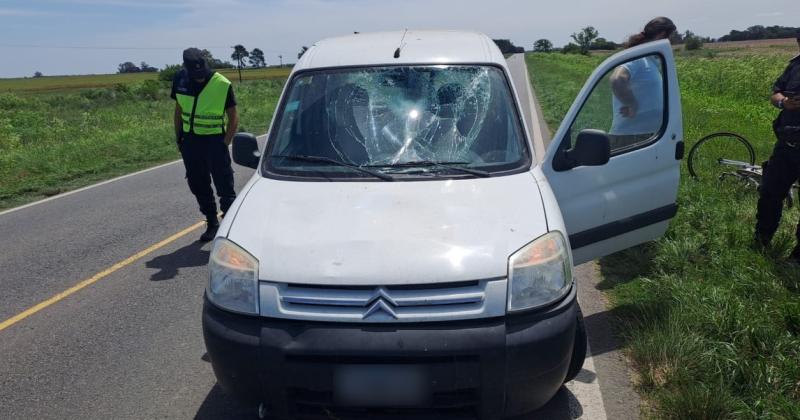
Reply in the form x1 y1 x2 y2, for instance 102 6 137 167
259 278 507 323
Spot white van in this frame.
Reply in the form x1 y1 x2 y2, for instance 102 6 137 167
202 30 681 419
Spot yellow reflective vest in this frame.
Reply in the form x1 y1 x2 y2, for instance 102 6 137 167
175 72 231 136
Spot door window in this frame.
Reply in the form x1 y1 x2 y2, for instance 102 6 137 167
569 54 666 155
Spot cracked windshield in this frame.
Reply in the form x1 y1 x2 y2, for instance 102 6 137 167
266 65 529 178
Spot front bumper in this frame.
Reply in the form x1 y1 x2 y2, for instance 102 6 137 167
202 285 577 419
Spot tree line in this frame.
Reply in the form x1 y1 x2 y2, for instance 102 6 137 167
117 61 158 74
116 45 276 75
532 24 798 57
532 26 710 55
719 25 799 42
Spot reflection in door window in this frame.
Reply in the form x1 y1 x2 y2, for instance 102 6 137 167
570 54 665 154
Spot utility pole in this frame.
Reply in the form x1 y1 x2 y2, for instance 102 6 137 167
279 55 283 67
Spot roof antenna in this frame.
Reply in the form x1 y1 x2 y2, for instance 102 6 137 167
394 28 408 59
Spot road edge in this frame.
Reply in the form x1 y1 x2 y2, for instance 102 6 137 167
0 136 268 218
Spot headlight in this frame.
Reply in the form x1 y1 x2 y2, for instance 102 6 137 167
508 231 572 312
207 238 259 315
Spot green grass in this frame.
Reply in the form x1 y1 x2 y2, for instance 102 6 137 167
0 78 285 209
527 51 800 419
0 67 291 93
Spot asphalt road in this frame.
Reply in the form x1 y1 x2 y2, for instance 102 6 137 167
0 56 635 420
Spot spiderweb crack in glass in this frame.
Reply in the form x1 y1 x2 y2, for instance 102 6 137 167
268 65 527 178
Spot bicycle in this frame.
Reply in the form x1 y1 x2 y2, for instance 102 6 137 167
687 132 799 208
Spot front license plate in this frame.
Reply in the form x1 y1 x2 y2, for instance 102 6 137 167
333 364 430 407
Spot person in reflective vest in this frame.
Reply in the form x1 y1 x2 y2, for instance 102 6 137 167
171 48 238 242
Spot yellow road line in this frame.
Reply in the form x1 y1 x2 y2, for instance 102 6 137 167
0 220 206 332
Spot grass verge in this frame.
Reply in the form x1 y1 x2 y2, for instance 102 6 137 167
0 67 291 93
527 51 800 419
0 78 285 210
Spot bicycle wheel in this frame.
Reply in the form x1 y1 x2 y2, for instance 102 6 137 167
687 132 756 180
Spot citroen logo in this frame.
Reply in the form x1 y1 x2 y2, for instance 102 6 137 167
362 287 398 320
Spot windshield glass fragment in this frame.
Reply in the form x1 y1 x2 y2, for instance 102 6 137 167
265 65 529 179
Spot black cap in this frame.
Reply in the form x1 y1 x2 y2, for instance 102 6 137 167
183 47 210 79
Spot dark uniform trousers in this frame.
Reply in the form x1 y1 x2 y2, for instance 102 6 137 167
180 136 236 219
756 141 800 242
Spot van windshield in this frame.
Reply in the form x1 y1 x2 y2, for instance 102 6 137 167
263 65 530 180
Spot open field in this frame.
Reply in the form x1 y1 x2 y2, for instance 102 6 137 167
0 77 285 209
707 37 798 50
0 66 292 93
528 46 800 418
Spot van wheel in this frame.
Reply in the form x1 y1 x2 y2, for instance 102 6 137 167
563 306 587 383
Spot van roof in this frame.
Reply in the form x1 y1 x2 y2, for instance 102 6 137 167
294 30 508 71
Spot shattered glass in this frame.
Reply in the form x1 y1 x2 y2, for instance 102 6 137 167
267 65 528 178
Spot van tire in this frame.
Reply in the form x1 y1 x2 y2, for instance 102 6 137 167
563 306 587 383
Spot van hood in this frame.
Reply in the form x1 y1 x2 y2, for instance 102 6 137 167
226 173 548 285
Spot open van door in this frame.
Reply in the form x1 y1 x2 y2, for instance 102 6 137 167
542 40 682 265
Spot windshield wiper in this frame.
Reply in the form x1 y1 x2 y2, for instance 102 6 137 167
271 154 395 181
369 161 491 178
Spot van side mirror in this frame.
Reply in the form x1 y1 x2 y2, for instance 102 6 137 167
232 133 261 169
555 129 611 171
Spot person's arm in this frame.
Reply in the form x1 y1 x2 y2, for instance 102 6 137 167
224 106 239 146
772 92 800 111
610 66 637 117
174 103 183 145
771 66 800 111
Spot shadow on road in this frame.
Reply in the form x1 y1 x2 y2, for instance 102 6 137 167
194 383 583 420
510 386 583 420
582 300 672 360
596 243 656 291
194 384 253 419
146 240 210 281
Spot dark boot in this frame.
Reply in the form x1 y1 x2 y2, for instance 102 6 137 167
200 215 220 242
753 230 773 250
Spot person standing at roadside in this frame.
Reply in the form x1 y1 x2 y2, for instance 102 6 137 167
172 48 238 242
609 17 677 150
754 30 800 262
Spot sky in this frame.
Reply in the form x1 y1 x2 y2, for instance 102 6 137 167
0 0 798 78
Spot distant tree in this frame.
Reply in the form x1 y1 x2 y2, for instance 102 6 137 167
590 37 619 51
561 43 583 55
33 71 43 78
117 61 141 73
231 45 249 82
158 64 182 82
571 26 599 55
140 61 158 72
669 31 685 45
298 46 309 60
249 48 266 68
533 39 553 53
231 45 249 68
492 39 525 54
201 49 215 63
200 49 234 69
684 31 704 50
